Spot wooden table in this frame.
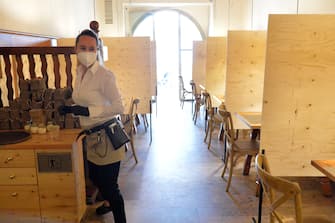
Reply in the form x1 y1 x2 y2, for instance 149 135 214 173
199 84 206 91
235 112 262 129
311 160 335 196
235 112 262 175
311 160 335 182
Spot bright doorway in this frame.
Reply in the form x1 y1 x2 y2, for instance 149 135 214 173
132 10 203 105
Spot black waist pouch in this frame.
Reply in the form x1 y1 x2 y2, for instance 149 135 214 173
77 117 130 150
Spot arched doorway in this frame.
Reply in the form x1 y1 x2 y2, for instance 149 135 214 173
132 10 203 104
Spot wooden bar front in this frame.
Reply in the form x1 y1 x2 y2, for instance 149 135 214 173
0 129 85 223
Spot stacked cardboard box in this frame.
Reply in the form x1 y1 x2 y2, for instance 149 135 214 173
0 78 80 130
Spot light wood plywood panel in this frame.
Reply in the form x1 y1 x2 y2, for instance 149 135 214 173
261 14 335 176
225 31 266 129
103 37 152 114
150 41 157 97
205 37 226 99
58 37 152 114
192 41 206 90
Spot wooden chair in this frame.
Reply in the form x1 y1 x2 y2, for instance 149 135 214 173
190 80 204 124
122 98 140 163
178 75 192 109
255 154 333 223
203 92 226 149
221 111 259 192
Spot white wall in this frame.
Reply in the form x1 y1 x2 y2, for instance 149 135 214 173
299 0 335 13
0 0 94 37
95 0 212 37
1 0 335 38
98 0 335 38
252 0 297 30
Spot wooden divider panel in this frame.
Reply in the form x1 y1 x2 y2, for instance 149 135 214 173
261 14 335 176
103 37 152 114
58 37 153 114
225 31 266 129
205 37 226 99
192 40 206 89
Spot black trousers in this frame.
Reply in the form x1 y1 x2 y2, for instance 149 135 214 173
88 161 126 223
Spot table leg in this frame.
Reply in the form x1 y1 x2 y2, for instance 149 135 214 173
320 177 333 197
219 123 224 141
251 129 260 140
204 109 208 132
243 155 252 176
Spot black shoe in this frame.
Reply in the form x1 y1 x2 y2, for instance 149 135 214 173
96 204 112 215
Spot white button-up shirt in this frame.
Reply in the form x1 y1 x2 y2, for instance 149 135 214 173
72 61 125 165
72 61 124 128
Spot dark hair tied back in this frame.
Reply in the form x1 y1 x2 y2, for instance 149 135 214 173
75 29 98 47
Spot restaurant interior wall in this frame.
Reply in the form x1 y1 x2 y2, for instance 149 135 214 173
0 0 94 37
1 0 335 38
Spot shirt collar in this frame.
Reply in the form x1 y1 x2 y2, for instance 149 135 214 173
89 61 99 74
78 61 99 75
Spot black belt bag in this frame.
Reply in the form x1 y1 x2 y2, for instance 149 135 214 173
77 117 130 150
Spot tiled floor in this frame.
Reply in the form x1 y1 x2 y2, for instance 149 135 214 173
83 94 335 223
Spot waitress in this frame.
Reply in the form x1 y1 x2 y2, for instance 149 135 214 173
59 29 126 222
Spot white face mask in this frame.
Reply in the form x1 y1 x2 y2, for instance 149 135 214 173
77 52 97 67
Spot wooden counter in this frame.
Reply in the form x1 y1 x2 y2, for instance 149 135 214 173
0 129 86 223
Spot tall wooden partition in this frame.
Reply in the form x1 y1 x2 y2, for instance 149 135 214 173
58 37 153 114
205 37 226 99
261 15 335 176
103 37 152 114
192 41 206 88
225 31 267 129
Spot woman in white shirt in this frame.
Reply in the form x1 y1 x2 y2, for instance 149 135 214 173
59 29 126 222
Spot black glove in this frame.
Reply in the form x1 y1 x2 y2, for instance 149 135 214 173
71 105 89 116
58 105 89 116
58 105 72 115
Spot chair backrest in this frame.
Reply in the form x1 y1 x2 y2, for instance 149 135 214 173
255 154 303 223
218 103 227 116
129 98 140 117
179 75 185 88
223 111 236 143
202 92 212 112
190 80 199 97
124 98 140 136
178 75 185 100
